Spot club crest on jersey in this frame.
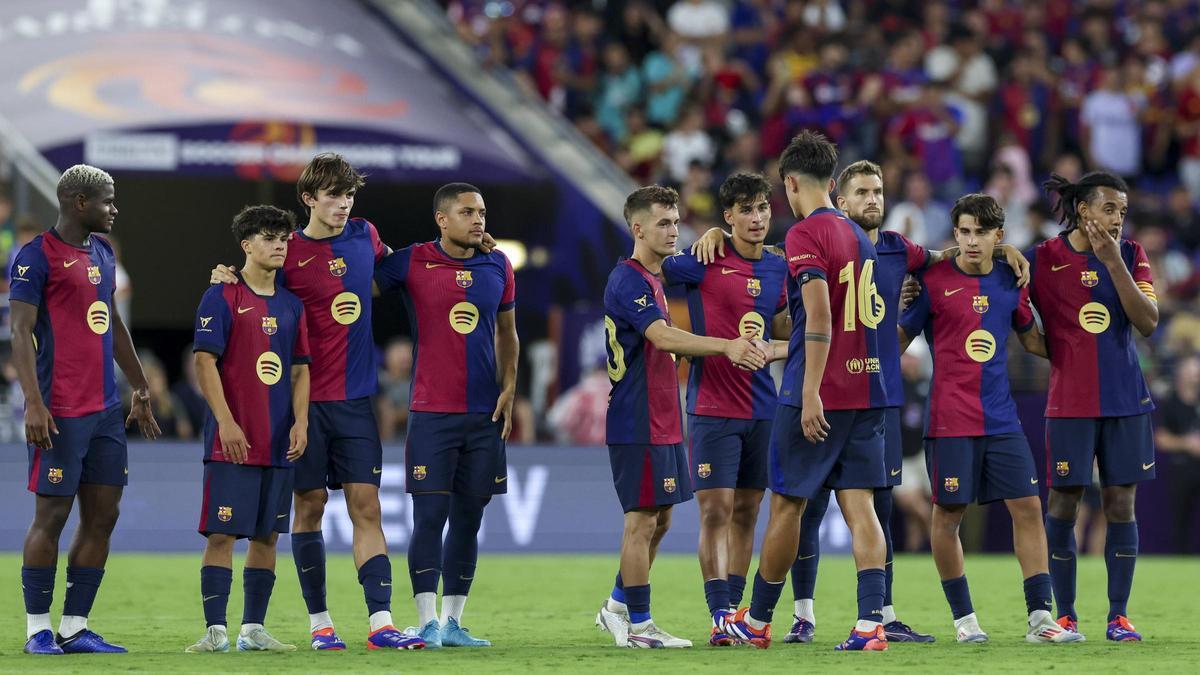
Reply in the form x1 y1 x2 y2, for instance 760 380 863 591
87 265 102 285
663 477 677 493
455 269 474 288
261 316 278 335
1080 270 1100 287
412 465 427 481
746 278 761 297
1056 461 1070 477
47 467 63 484
972 295 989 314
698 463 712 479
944 476 959 493
328 257 347 277
217 506 232 522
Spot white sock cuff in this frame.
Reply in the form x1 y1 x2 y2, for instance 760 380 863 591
27 613 52 639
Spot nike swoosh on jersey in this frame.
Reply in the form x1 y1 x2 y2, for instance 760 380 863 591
426 262 447 269
1031 478 1038 484
944 288 964 296
890 468 901 477
1051 264 1071 272
720 268 739 275
237 307 253 314
1142 462 1155 470
372 467 382 475
63 259 79 268
495 476 507 483
297 256 317 267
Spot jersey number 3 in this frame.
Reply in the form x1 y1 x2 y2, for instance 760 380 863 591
837 259 885 331
604 316 627 381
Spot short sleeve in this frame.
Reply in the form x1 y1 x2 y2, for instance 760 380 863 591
374 245 413 292
365 220 388 264
606 268 666 335
499 253 516 311
899 233 929 272
292 304 311 365
8 243 49 307
193 286 232 357
785 223 828 283
1012 284 1035 332
660 252 706 286
899 274 931 337
1130 241 1157 302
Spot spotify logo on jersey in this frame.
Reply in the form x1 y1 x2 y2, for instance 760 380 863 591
449 302 480 334
256 351 283 385
87 301 110 334
1078 302 1111 334
739 312 766 340
331 292 361 325
964 329 996 363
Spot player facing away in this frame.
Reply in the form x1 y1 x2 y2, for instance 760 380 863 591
187 206 311 653
723 131 892 652
373 183 519 649
11 165 161 655
211 154 424 650
595 185 766 649
1035 172 1158 642
898 194 1081 645
659 173 788 646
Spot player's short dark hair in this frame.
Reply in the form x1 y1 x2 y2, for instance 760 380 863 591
836 160 883 196
296 153 365 211
623 185 679 227
951 193 1005 232
232 205 296 244
433 182 482 218
718 172 771 210
1043 171 1129 230
778 130 838 184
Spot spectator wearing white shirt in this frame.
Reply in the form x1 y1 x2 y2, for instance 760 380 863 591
661 106 715 182
1081 67 1145 179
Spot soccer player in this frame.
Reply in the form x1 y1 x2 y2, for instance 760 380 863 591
897 193 1080 644
187 205 311 653
1035 172 1158 642
11 165 161 655
659 173 788 646
724 131 892 652
595 185 766 649
373 183 519 649
211 154 424 650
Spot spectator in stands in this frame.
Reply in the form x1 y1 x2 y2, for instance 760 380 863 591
885 79 965 205
171 343 207 436
927 23 997 177
132 349 189 439
1081 66 1145 180
882 171 952 248
376 336 413 441
995 49 1058 169
1166 185 1200 252
616 106 664 184
642 31 695 128
1176 63 1200 205
1155 354 1200 553
596 42 642 142
666 0 729 72
661 105 714 182
546 360 609 446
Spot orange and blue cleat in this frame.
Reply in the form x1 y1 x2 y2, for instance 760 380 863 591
310 627 346 650
366 626 425 650
723 607 771 649
834 625 888 651
1106 616 1142 642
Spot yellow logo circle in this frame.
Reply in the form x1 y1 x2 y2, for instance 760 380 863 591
964 329 996 363
1078 302 1111 334
449 302 480 334
87 301 109 334
330 292 361 325
738 312 766 340
256 351 283 385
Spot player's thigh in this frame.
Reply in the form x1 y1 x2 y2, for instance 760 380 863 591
323 399 385 489
768 406 854 499
79 404 128 489
294 401 335 492
608 443 692 513
456 413 508 497
199 462 266 539
882 407 904 487
735 418 772 491
825 409 888 492
688 415 742 491
978 433 1040 504
1096 414 1157 486
26 411 102 497
1044 417 1099 488
405 412 466 493
926 436 982 505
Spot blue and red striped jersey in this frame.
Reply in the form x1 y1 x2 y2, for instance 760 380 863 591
193 279 310 467
1028 234 1155 418
900 259 1034 437
662 249 787 420
374 241 515 414
9 230 119 418
779 208 888 410
278 218 386 402
875 230 930 408
603 259 682 445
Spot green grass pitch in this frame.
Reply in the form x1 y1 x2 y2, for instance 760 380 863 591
0 553 1195 672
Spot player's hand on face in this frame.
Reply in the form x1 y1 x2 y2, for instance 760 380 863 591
125 388 162 440
219 421 250 464
210 264 239 285
690 227 727 264
478 232 498 254
1084 219 1120 265
493 388 515 440
24 401 58 449
901 276 921 307
800 391 830 443
287 422 307 461
1004 245 1031 288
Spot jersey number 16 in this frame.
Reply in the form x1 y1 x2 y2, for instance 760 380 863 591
837 259 885 331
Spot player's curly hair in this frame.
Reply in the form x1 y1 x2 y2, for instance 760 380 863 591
1043 171 1129 230
232 205 296 243
778 130 838 183
56 164 113 201
623 185 679 227
296 153 365 212
718 172 772 210
951 193 1005 232
836 160 883 196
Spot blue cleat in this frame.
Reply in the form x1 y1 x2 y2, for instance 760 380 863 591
884 620 936 643
834 625 888 651
440 617 491 647
709 610 735 647
24 630 64 655
366 625 425 650
57 629 127 653
311 627 347 650
1107 616 1142 642
724 607 771 649
783 616 815 644
404 620 442 649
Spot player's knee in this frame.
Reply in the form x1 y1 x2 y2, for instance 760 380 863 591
81 507 120 536
1102 488 1137 522
348 495 382 526
699 500 732 528
205 533 236 553
1008 496 1044 525
1047 487 1083 520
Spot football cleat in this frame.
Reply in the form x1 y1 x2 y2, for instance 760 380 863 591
884 620 936 643
1106 616 1142 642
236 626 297 651
440 617 490 647
596 601 631 647
955 613 989 643
626 622 692 648
783 616 815 644
366 625 425 650
834 625 888 651
1027 613 1085 644
24 630 64 655
311 627 346 650
57 629 127 653
184 626 230 653
723 607 771 649
708 611 735 647
402 619 442 649
1055 615 1082 640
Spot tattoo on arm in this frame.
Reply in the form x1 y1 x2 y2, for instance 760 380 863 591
804 332 831 343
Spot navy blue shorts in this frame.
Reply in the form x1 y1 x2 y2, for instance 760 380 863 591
609 443 694 512
926 433 1039 505
27 404 127 496
883 407 903 488
688 415 770 491
1044 415 1156 488
406 412 507 496
769 406 886 499
199 462 293 539
295 398 383 491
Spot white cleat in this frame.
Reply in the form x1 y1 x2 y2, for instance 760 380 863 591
596 600 631 647
185 626 230 653
236 626 297 652
627 622 693 649
955 613 989 644
1027 611 1086 644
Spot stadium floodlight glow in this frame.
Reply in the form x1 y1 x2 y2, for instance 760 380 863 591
493 239 526 270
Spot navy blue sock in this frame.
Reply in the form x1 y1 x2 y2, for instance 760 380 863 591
1023 573 1054 615
1045 515 1077 620
941 576 974 620
875 489 895 607
748 571 785 624
792 488 829 600
408 493 450 596
611 571 626 604
22 566 55 615
291 530 327 614
727 574 746 608
625 584 651 624
704 578 730 616
1105 521 1138 621
62 566 104 620
242 568 275 626
442 494 489 596
357 554 392 615
200 565 232 628
857 568 886 623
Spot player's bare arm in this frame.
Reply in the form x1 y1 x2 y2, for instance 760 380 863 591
901 276 920 307
690 226 728 263
1016 325 1049 359
210 263 239 285
111 305 162 440
494 308 520 440
288 363 310 462
766 309 791 362
897 325 915 354
644 320 767 371
799 278 832 443
194 351 249 464
927 245 1030 287
1083 219 1159 336
9 299 57 449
